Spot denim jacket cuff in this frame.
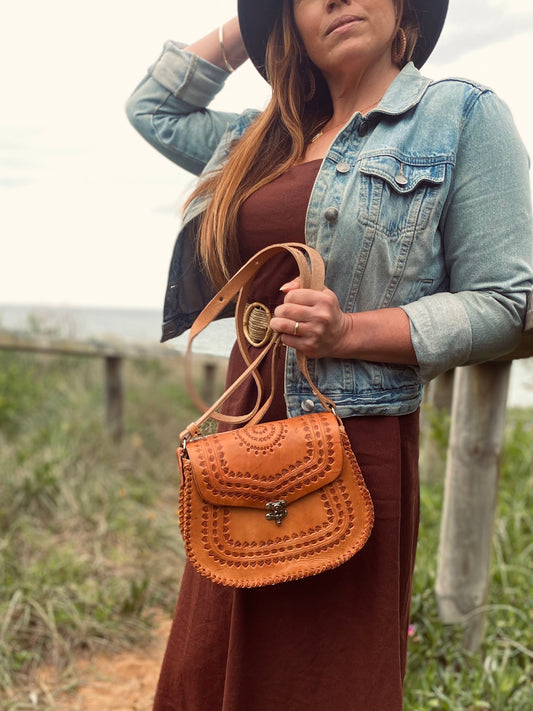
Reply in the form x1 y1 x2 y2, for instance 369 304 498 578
150 40 229 107
401 294 473 382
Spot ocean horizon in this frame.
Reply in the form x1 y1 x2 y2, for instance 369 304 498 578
1 302 532 408
0 302 236 358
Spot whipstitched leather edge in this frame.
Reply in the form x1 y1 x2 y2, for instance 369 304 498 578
178 430 374 588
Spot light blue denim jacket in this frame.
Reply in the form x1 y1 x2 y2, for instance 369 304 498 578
126 41 533 418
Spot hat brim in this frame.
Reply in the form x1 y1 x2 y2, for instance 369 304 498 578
410 0 448 68
238 0 448 80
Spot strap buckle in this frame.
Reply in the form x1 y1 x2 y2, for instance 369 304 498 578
243 302 273 347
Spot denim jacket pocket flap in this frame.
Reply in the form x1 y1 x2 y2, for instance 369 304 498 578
359 155 446 194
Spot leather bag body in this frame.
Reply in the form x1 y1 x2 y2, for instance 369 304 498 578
177 244 374 588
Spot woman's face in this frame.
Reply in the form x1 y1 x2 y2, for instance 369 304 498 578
292 0 399 76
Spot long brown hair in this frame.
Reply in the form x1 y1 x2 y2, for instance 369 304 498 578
187 0 419 288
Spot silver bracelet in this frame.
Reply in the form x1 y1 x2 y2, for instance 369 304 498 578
219 24 235 73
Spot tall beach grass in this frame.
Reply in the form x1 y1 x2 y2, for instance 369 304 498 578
0 346 531 709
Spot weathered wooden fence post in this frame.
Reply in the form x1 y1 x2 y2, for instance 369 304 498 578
419 370 454 484
0 331 225 442
435 361 511 651
202 362 218 405
104 356 124 442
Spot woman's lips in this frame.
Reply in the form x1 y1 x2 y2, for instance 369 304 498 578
325 15 363 36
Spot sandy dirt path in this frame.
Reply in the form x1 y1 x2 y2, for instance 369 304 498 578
31 616 172 711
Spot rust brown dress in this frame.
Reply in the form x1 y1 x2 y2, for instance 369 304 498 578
153 161 420 711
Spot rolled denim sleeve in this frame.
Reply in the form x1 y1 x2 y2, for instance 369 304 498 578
402 89 533 381
126 41 240 175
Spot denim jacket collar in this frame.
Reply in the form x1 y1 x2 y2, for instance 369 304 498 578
376 63 432 116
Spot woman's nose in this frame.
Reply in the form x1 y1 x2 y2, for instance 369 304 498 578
327 0 351 11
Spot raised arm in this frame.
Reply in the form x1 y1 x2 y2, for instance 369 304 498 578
125 18 249 175
185 17 248 72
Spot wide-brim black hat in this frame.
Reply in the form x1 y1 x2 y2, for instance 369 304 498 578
238 0 449 80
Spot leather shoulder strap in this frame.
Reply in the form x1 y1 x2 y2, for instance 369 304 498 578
180 243 335 441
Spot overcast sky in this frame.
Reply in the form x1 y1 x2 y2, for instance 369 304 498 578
1 0 533 310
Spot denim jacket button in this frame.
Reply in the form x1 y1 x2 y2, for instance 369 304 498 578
325 207 339 222
336 162 351 174
395 172 409 186
301 399 315 412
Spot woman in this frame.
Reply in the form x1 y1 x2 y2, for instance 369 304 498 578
126 1 533 709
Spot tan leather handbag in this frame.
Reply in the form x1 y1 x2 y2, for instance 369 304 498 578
177 243 374 587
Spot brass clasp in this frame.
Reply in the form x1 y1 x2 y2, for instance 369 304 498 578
265 500 288 526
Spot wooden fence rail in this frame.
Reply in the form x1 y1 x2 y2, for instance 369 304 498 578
0 330 224 442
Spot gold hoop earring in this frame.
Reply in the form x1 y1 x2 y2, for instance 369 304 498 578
392 27 407 66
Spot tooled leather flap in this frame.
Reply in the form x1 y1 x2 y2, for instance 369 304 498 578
185 411 343 509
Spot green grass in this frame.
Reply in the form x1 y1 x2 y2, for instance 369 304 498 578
405 407 533 710
0 349 200 708
0 348 532 709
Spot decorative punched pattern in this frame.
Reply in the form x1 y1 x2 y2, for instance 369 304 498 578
189 412 343 508
178 415 374 588
234 421 287 454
